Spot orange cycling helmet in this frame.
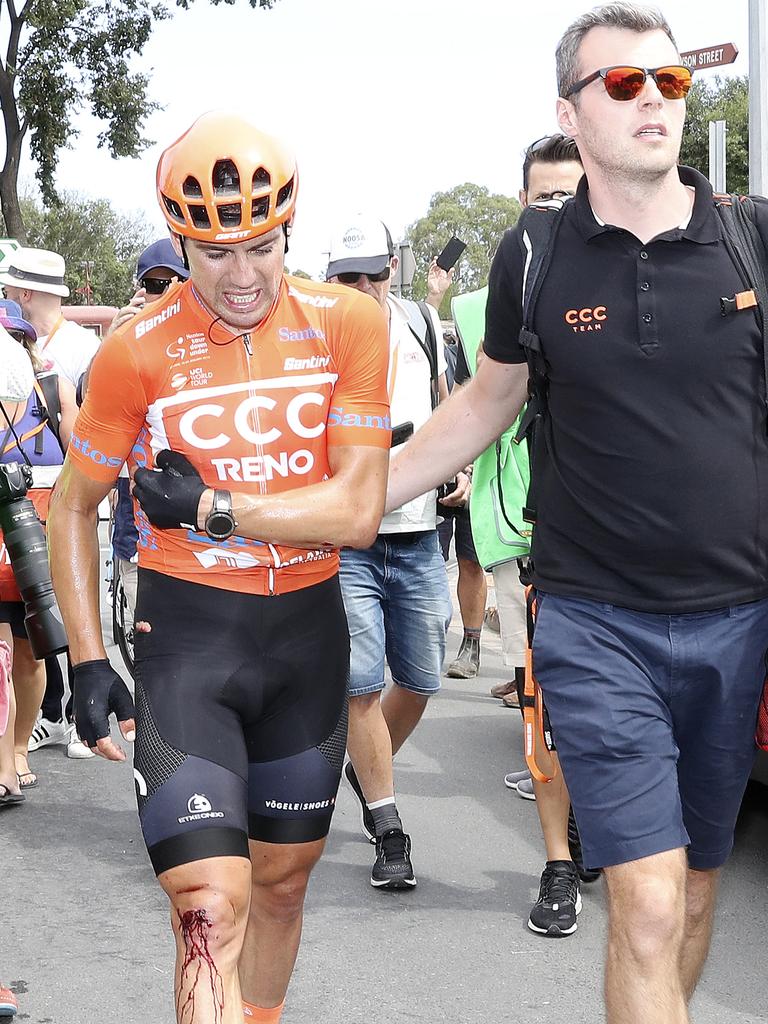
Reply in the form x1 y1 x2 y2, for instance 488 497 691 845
156 111 298 244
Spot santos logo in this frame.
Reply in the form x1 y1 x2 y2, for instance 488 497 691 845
177 793 225 824
135 299 181 339
178 392 327 450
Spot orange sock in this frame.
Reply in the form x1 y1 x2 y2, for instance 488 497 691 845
242 998 284 1023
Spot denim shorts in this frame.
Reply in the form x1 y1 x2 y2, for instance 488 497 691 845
532 593 768 871
339 531 452 697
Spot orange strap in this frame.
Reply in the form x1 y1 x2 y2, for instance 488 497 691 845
38 315 65 353
522 587 556 784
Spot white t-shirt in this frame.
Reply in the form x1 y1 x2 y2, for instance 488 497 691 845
378 295 446 534
36 317 100 388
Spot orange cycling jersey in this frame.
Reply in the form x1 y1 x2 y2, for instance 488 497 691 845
70 275 391 595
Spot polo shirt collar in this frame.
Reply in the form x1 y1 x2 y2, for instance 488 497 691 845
574 165 721 244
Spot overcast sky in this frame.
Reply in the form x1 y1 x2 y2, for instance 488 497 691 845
15 0 752 277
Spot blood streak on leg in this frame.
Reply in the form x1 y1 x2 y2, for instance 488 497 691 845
176 908 225 1024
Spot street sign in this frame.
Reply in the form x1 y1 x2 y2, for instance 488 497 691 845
0 238 19 273
680 43 739 70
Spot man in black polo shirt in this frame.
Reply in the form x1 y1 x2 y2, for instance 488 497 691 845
386 3 768 1021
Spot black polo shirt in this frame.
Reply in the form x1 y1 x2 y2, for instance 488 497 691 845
484 166 768 612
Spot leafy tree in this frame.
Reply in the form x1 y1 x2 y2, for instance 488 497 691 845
0 0 277 242
407 184 522 318
16 190 154 306
680 75 749 194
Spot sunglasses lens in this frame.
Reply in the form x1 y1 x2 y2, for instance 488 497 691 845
141 278 172 295
655 66 692 99
604 67 646 101
337 272 361 285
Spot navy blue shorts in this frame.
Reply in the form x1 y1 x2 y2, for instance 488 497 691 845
532 593 768 871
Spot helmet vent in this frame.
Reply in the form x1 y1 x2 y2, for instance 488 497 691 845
188 204 212 230
182 176 203 199
275 178 294 213
212 159 240 196
162 195 185 224
217 203 242 228
252 167 271 189
251 197 270 224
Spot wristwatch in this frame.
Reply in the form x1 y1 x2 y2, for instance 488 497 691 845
204 489 237 541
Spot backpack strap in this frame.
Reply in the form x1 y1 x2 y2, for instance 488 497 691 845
34 372 64 455
509 199 570 533
404 299 440 410
713 193 768 428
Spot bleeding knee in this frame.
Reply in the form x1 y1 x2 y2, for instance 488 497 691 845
172 886 243 959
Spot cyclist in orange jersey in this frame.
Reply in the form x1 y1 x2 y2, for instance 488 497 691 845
48 112 391 1024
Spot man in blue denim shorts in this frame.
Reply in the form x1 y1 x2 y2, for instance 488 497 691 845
385 4 768 1021
326 215 457 890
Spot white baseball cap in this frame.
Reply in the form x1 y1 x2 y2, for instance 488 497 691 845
0 247 70 298
326 215 394 279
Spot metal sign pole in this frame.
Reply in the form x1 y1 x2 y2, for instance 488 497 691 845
708 120 727 192
749 0 768 196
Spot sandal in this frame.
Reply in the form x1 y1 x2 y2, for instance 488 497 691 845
0 784 25 807
17 771 38 790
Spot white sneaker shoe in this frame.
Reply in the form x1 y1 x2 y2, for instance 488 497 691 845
28 717 68 751
504 768 532 790
66 725 95 760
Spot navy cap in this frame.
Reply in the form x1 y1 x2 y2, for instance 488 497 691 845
0 299 36 341
136 239 189 281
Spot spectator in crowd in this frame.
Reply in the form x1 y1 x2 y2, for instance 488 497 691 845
3 248 100 763
0 248 99 391
326 215 461 889
455 134 592 939
0 636 18 1012
427 275 488 680
107 239 190 627
0 301 76 790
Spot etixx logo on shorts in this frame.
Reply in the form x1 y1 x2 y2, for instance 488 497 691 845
564 305 608 332
177 793 225 824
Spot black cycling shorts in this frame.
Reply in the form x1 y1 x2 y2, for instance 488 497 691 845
132 569 349 877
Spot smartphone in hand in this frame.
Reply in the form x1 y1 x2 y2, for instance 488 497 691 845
436 237 467 272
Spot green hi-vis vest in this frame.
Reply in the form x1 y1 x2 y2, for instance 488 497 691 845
451 286 532 569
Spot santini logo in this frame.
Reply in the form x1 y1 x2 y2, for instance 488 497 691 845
135 299 182 339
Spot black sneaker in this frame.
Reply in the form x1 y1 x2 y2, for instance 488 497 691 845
527 860 582 937
370 828 417 890
568 806 601 883
343 762 375 843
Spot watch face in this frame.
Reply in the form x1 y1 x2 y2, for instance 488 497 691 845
206 511 235 540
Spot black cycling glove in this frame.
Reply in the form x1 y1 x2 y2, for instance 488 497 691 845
133 449 206 530
73 659 136 749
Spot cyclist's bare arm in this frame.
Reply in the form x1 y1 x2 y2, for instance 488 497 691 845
196 443 388 550
386 354 528 513
49 462 116 664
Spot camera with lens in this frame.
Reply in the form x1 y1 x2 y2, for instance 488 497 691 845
436 478 459 518
0 462 68 659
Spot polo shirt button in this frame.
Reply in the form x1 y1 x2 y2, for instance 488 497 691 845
642 313 653 323
640 281 650 291
640 250 649 260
